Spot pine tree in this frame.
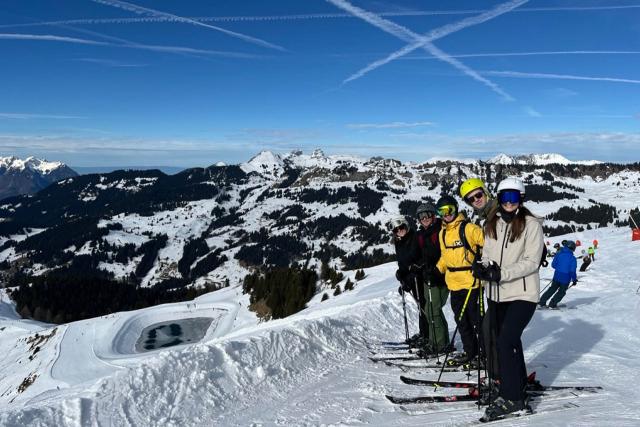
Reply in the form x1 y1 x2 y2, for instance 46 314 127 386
344 278 354 291
333 285 342 296
321 293 329 302
355 269 365 280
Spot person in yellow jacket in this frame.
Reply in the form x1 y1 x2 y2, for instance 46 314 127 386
435 195 485 364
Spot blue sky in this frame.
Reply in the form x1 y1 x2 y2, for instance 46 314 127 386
1 0 639 167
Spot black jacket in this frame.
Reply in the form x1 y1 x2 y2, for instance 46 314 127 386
416 219 446 287
393 228 422 284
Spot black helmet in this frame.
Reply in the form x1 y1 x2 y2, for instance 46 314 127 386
565 240 576 251
416 202 437 217
436 195 458 209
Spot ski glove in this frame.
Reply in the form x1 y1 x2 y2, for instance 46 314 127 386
472 261 501 283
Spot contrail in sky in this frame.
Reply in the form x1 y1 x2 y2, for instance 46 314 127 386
484 70 640 85
2 4 639 28
0 32 264 58
90 0 285 51
327 0 527 101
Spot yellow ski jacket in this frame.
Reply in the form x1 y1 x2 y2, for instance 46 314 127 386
436 214 485 291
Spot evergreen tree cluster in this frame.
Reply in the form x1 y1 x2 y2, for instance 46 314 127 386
547 203 618 226
14 218 110 264
342 248 395 270
235 232 309 267
135 234 169 279
242 267 317 319
522 184 578 202
10 269 216 324
297 186 384 217
178 237 210 277
305 214 369 240
314 244 347 264
320 261 344 286
190 249 228 279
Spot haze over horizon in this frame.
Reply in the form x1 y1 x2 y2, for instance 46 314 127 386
1 0 639 167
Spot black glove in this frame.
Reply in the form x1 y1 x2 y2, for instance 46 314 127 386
401 281 413 292
472 261 501 283
541 259 549 268
571 280 578 287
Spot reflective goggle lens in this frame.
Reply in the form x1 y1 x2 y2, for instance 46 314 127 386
392 224 407 233
464 191 484 204
437 205 456 217
498 190 522 204
418 211 434 220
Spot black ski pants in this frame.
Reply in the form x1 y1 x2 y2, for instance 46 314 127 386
450 288 482 358
488 299 536 402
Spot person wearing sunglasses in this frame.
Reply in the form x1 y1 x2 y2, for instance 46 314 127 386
414 203 451 356
435 195 485 366
471 177 544 421
460 177 497 225
389 215 425 347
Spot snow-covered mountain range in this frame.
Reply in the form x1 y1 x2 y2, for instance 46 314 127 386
0 150 637 294
488 153 602 166
0 156 77 200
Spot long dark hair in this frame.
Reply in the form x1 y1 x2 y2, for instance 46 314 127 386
484 205 534 242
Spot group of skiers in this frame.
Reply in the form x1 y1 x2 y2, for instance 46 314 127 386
389 176 581 420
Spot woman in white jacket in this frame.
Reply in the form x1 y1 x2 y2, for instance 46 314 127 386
472 177 544 421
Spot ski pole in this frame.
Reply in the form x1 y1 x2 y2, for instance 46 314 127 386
400 285 410 343
636 283 640 294
435 281 475 389
426 281 440 363
540 280 553 294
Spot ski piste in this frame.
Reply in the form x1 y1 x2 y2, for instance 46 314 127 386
399 375 603 393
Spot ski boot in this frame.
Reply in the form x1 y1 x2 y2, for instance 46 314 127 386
481 396 528 421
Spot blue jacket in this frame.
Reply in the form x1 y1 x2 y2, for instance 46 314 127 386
552 247 577 285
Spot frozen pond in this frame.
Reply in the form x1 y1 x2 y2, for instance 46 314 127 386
135 317 214 352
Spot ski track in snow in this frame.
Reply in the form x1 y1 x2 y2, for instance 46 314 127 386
1 229 640 425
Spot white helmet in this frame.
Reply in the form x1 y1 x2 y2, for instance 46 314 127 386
496 177 525 195
388 215 409 231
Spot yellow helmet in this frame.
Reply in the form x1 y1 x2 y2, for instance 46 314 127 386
459 177 487 199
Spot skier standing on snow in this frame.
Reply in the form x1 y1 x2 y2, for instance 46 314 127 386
390 215 428 347
460 177 500 378
415 203 451 356
435 195 484 365
538 240 578 309
471 177 544 421
588 246 595 262
579 253 592 272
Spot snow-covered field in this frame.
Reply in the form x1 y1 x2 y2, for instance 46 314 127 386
1 226 639 426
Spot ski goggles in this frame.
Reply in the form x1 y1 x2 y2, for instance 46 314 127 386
437 205 457 217
498 190 522 204
392 224 407 233
464 190 485 204
418 211 435 220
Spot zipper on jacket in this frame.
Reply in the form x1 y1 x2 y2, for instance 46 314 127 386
522 277 526 292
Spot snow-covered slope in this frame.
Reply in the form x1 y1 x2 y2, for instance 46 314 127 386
1 226 639 426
